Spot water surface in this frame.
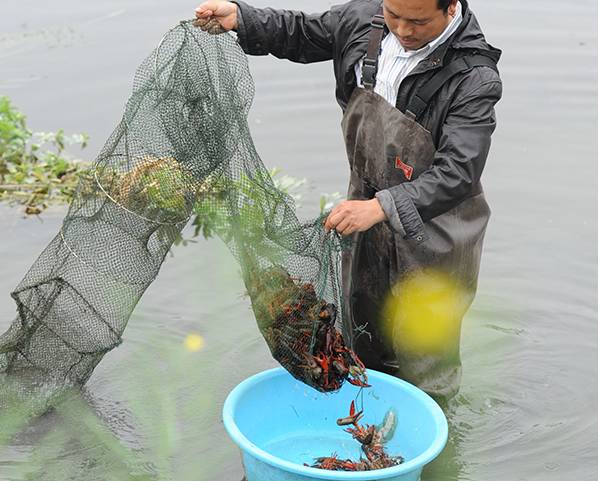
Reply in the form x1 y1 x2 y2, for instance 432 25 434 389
0 0 596 480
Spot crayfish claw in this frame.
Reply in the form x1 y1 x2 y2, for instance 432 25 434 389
347 377 371 388
347 365 370 388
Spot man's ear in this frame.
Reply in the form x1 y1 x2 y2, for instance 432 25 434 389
448 0 459 16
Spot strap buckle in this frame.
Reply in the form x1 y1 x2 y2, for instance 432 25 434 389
370 14 385 28
362 58 378 87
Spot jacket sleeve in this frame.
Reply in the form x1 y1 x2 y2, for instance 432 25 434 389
231 0 335 63
375 75 503 242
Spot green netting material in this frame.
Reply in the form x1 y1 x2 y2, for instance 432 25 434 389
0 22 368 397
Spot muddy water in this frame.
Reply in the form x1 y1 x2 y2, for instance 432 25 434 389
0 0 596 480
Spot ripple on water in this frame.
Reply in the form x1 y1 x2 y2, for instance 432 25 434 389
0 0 597 479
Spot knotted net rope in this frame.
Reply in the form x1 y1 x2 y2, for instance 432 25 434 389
0 22 368 401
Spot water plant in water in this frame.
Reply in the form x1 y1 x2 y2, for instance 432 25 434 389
0 96 89 214
0 96 339 248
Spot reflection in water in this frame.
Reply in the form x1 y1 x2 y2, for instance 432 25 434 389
423 395 472 481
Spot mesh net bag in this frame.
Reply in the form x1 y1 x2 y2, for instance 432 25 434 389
0 21 369 397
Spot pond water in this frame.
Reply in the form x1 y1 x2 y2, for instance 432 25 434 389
0 0 597 480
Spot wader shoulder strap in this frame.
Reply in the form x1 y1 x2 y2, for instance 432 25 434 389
360 8 385 90
406 53 498 119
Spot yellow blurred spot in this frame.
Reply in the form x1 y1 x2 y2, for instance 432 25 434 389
382 269 470 356
184 333 205 352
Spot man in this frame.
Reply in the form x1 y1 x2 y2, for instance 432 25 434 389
194 0 502 398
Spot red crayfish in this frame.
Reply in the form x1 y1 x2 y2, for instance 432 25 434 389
247 266 369 392
310 400 404 472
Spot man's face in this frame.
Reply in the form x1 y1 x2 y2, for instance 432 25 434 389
383 0 458 51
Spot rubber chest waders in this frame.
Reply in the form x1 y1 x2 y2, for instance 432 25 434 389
341 10 493 398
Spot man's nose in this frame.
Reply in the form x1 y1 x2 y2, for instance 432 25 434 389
394 19 414 38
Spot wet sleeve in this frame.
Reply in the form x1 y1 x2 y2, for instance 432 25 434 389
231 0 335 63
381 77 503 243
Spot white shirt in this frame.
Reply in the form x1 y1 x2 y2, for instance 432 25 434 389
354 2 463 106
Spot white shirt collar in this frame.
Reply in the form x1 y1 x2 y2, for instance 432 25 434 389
390 1 463 58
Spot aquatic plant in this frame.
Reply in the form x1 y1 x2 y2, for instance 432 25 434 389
0 95 89 214
0 96 337 247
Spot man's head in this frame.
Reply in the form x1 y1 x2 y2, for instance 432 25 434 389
383 0 459 51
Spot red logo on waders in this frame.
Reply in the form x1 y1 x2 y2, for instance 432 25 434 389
395 156 413 180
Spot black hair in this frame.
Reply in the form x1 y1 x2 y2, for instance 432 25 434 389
438 0 456 13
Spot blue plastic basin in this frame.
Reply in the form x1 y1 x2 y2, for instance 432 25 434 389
223 368 447 481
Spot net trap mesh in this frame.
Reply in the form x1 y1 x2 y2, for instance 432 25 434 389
0 21 369 398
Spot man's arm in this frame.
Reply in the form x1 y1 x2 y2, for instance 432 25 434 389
232 0 336 63
377 76 503 241
194 0 336 63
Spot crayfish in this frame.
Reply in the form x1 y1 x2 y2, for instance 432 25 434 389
297 305 371 391
310 401 404 472
245 265 370 392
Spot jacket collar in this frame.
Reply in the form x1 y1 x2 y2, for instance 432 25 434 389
411 0 501 75
387 0 501 76
342 0 501 99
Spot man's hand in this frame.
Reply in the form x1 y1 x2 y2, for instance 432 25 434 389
324 199 387 236
194 1 238 34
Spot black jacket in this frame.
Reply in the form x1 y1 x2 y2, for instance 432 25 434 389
233 0 502 227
